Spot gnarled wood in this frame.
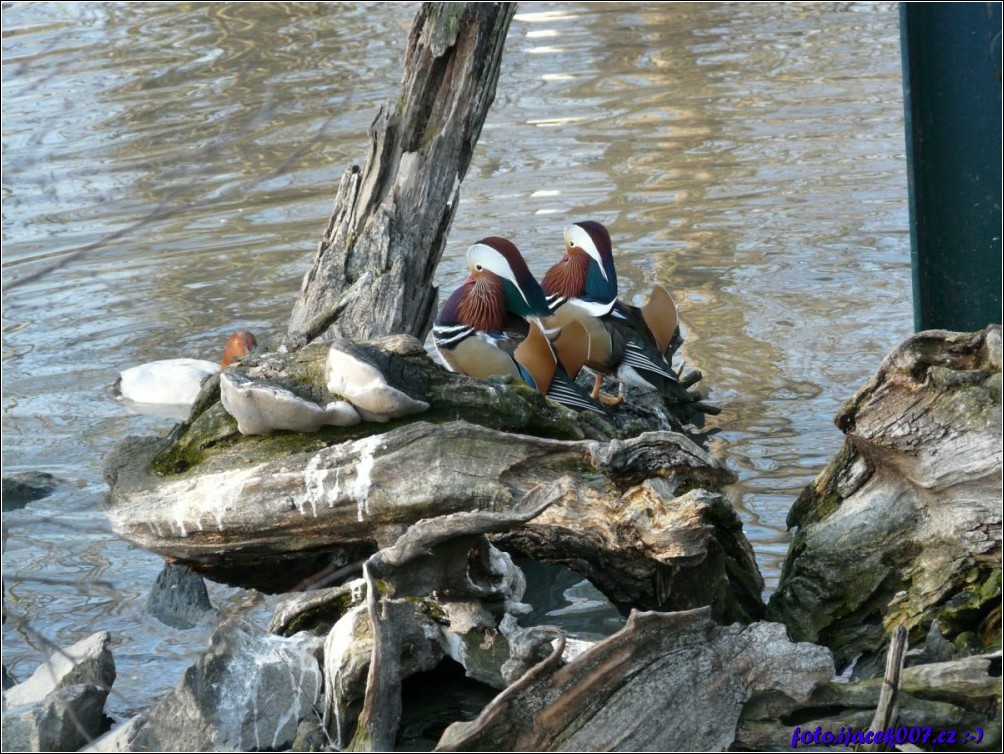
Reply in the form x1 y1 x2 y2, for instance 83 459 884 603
436 608 835 752
768 326 1002 674
287 3 517 345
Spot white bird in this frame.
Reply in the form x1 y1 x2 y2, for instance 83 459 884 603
114 330 257 412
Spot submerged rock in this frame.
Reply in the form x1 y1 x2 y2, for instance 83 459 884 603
2 471 59 511
146 563 217 630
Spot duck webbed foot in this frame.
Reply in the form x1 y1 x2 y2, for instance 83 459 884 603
589 373 625 406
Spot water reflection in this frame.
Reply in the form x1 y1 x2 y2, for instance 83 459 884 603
2 1 911 715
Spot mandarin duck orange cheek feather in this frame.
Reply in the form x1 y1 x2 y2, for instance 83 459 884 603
433 237 605 415
541 220 686 406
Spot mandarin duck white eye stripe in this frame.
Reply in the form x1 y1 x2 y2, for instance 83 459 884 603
434 237 606 415
563 223 608 281
542 220 693 407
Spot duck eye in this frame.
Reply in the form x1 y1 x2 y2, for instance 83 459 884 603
568 240 576 248
475 264 483 271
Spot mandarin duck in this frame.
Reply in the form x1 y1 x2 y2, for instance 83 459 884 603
433 237 604 415
542 221 687 406
115 330 257 408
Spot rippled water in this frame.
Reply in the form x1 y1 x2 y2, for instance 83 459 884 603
2 1 911 719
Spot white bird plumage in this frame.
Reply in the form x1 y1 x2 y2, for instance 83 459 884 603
114 330 257 413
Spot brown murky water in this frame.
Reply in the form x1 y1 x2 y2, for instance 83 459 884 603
2 2 911 717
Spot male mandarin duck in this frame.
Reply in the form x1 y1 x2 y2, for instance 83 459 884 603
433 237 604 415
115 330 257 408
542 220 686 406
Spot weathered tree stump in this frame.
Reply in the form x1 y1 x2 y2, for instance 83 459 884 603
768 326 1002 674
435 608 835 752
287 3 517 346
103 336 760 620
736 650 1002 750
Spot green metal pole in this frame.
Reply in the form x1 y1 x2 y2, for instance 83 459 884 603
900 2 1002 332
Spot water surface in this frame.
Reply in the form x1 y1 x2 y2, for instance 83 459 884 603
2 1 911 718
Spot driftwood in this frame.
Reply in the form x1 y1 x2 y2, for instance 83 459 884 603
104 337 759 621
862 623 909 753
287 3 517 346
264 505 561 751
768 326 1002 674
736 651 1002 750
435 608 835 752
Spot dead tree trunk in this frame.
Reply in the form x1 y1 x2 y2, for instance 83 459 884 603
287 2 516 346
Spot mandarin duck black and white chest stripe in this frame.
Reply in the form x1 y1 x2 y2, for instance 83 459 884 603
541 221 686 405
433 237 605 415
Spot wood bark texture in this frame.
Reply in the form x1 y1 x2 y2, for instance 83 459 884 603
287 3 517 346
104 335 758 616
435 608 835 752
768 326 1002 674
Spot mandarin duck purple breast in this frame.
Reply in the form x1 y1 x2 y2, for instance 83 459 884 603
542 220 686 406
433 237 605 415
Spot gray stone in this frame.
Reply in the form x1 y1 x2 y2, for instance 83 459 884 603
2 683 109 752
291 718 329 752
127 616 323 752
146 563 216 630
2 471 58 511
4 631 114 708
78 713 148 752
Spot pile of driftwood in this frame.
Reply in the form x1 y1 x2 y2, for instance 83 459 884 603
88 3 1004 751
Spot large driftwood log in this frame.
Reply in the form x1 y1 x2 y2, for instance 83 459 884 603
768 326 1002 674
435 608 835 752
104 336 758 618
287 3 516 345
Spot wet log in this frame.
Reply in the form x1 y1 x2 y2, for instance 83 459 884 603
348 505 551 751
495 482 764 622
287 3 517 346
104 339 756 619
435 608 835 752
736 651 1002 750
767 326 1002 674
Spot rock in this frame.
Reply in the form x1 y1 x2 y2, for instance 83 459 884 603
2 471 58 511
2 683 110 752
4 631 115 707
146 563 217 630
436 608 835 751
79 714 148 752
125 617 323 752
768 327 1002 673
736 651 1003 750
291 717 328 751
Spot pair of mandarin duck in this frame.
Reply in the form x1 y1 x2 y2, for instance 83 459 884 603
434 220 689 416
